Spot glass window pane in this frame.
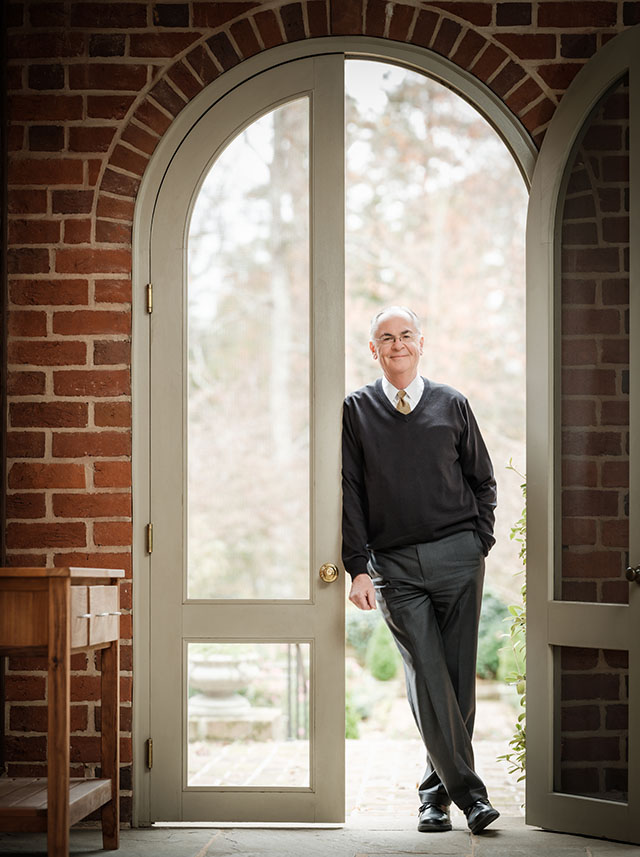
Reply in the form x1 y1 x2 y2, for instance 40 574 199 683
559 76 629 604
187 642 310 787
554 646 628 802
187 99 310 600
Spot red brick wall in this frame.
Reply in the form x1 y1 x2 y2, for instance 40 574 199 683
3 0 637 824
559 647 628 799
558 71 629 801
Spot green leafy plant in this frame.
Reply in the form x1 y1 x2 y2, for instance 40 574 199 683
497 460 526 782
365 619 401 681
477 589 509 679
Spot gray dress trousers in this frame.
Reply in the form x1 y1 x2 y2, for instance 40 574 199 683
367 528 489 811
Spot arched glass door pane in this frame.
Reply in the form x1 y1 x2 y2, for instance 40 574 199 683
558 76 630 607
555 75 630 803
187 99 310 600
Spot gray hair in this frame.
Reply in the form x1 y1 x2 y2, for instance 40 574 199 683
369 305 422 340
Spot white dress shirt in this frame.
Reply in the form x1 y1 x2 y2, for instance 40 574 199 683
382 374 424 413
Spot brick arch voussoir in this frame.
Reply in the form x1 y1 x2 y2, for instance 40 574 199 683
97 2 553 236
95 13 290 235
334 2 554 140
403 6 553 141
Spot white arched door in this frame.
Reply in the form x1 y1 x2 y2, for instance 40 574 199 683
148 55 345 823
137 37 535 826
527 27 640 843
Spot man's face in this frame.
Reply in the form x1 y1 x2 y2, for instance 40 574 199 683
369 312 424 384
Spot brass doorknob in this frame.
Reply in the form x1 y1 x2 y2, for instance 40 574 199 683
626 566 640 584
319 563 339 583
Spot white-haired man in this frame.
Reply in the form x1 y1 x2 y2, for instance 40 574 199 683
341 305 499 834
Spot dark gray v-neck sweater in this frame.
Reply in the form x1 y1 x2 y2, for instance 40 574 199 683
341 377 497 579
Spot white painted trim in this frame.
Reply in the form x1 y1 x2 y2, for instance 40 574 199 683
526 26 640 843
132 35 536 826
309 53 346 823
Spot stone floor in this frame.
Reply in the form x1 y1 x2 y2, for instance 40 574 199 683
347 679 525 817
186 689 524 814
7 682 632 856
1 815 639 856
187 677 524 811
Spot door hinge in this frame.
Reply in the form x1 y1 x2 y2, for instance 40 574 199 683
146 737 153 769
146 522 153 554
146 282 153 314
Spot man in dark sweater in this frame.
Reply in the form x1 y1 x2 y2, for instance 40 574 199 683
342 305 499 834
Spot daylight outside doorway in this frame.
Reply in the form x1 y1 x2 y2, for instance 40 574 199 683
342 60 528 819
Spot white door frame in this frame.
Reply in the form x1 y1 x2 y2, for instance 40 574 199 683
526 26 639 842
131 36 536 827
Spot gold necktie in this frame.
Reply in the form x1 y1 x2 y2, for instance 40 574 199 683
396 390 411 414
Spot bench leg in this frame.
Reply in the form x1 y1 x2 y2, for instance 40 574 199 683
101 638 120 849
48 578 70 857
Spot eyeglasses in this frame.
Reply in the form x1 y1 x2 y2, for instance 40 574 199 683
374 332 419 346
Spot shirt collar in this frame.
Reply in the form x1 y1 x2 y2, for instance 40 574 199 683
382 374 424 407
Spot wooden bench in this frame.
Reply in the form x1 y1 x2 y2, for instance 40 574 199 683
0 567 124 856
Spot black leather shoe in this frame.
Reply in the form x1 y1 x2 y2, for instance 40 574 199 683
463 799 500 834
417 803 452 832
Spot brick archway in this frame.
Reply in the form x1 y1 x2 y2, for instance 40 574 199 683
5 0 634 825
95 3 557 254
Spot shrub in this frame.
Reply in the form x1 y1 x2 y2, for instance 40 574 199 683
365 619 401 681
477 588 510 679
346 605 379 664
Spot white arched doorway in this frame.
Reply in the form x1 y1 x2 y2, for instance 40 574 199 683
132 38 535 826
